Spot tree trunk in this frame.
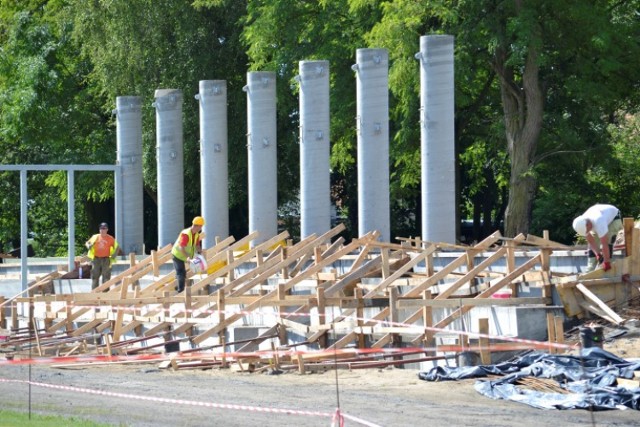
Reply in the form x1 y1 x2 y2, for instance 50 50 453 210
495 15 544 237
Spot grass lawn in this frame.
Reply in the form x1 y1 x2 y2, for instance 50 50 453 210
0 409 113 427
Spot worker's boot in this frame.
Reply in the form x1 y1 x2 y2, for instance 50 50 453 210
586 257 597 272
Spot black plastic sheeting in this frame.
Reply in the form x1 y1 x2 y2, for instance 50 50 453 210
418 348 640 410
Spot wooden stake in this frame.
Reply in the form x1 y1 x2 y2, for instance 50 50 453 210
297 352 306 374
623 217 634 257
355 288 365 348
0 297 6 329
271 341 280 370
478 318 490 364
546 312 556 354
317 286 326 349
32 316 43 356
422 290 434 354
554 315 565 353
152 249 159 277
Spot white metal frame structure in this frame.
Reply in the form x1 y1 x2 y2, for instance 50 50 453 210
0 164 121 292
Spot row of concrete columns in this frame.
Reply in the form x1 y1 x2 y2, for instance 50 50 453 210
115 35 455 253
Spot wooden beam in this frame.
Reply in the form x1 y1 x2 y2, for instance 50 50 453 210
576 283 624 324
402 231 502 298
430 254 541 332
398 296 550 308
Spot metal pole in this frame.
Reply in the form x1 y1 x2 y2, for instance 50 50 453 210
417 35 456 244
298 60 331 239
354 48 390 242
67 170 75 270
245 72 278 246
20 169 28 293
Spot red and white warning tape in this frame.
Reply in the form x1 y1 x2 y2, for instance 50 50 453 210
0 377 382 426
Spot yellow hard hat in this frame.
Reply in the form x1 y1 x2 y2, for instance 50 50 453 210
192 216 205 226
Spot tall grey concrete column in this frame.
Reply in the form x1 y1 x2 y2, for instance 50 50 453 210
298 60 330 239
353 49 390 242
115 96 144 255
244 72 277 246
153 89 184 247
196 80 229 248
416 35 456 244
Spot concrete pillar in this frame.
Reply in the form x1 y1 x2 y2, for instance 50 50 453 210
153 89 184 247
416 35 456 244
244 72 277 246
298 60 331 239
353 48 390 242
115 96 144 255
196 80 229 247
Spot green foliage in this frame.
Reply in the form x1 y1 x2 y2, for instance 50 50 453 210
1 0 640 250
0 4 111 254
69 0 250 244
241 0 381 238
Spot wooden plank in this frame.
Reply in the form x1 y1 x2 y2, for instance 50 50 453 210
227 225 345 297
348 238 377 272
435 247 507 300
397 296 550 308
191 232 377 345
553 315 564 352
328 307 390 350
578 301 619 324
362 249 434 298
430 254 541 332
191 231 286 294
524 234 571 249
576 283 624 324
478 318 490 364
323 256 383 297
0 272 62 309
623 217 634 257
94 244 172 293
402 231 502 298
546 313 556 354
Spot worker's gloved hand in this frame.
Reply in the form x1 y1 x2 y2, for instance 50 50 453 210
596 253 604 264
602 261 612 272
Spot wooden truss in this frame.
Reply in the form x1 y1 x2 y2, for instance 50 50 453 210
2 221 639 370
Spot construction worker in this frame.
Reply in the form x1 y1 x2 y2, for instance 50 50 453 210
85 222 119 290
572 204 622 272
172 216 205 293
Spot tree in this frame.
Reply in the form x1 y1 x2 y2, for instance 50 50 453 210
68 0 250 245
0 3 107 255
238 0 387 239
367 0 640 238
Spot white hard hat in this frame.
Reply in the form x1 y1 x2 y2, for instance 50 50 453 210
189 254 208 274
572 215 588 236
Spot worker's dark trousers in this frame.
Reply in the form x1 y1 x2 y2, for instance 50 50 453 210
173 256 186 293
91 257 112 290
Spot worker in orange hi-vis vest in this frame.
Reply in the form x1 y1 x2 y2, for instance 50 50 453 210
85 222 119 290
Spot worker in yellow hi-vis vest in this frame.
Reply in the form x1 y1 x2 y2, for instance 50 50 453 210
85 222 119 290
171 216 205 293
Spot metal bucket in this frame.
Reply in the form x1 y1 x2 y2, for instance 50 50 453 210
164 341 180 353
579 326 604 349
456 351 480 367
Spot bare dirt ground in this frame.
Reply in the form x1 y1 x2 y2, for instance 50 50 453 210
1 337 639 427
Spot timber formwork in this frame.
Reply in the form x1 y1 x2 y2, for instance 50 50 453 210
1 222 639 371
